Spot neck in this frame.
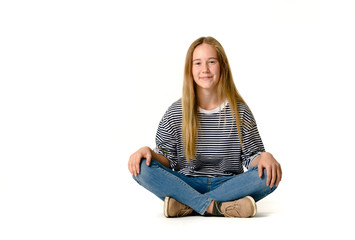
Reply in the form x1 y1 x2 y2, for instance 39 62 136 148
196 88 220 110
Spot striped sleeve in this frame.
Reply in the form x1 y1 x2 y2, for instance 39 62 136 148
155 107 179 169
239 103 265 169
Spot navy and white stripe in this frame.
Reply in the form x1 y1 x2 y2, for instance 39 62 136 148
155 99 265 177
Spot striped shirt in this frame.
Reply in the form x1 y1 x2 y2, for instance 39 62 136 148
155 99 265 177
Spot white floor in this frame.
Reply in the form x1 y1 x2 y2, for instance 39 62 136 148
0 166 353 240
1 147 354 240
123 177 353 240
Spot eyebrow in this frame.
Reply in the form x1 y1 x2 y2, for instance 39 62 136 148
192 57 218 62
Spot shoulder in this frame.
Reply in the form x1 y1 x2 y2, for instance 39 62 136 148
236 101 248 112
168 99 182 112
235 101 255 121
236 101 251 116
235 101 258 129
161 99 182 122
157 99 182 134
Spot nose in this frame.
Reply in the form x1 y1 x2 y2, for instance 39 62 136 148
202 62 210 73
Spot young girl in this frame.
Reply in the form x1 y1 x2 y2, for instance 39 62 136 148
128 36 282 218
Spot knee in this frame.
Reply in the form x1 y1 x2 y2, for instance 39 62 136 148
247 168 277 201
259 168 278 194
132 158 147 181
132 159 157 184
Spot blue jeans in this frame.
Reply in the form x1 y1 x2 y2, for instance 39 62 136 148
133 159 277 215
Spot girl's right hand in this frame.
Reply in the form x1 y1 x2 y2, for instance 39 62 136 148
128 146 153 176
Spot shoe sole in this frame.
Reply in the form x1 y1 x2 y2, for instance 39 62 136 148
164 196 170 218
245 196 257 217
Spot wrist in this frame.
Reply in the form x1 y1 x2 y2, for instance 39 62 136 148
261 151 272 157
250 154 261 168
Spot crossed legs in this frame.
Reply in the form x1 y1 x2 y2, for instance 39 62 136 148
133 159 277 215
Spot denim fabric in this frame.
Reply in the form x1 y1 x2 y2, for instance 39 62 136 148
133 159 277 215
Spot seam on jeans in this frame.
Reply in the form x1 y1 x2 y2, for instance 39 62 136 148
199 198 213 215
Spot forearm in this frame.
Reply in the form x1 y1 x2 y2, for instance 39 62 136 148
151 150 171 168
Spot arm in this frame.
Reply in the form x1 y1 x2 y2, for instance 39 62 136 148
250 152 282 187
238 104 282 187
129 101 179 176
128 146 170 177
151 149 170 168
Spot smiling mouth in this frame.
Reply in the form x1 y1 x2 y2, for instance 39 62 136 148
200 76 212 80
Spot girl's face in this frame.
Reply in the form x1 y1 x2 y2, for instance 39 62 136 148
192 43 220 93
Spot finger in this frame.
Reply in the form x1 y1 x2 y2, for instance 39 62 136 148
130 164 136 177
270 165 277 188
128 158 134 175
275 171 281 187
266 166 272 186
130 155 139 176
136 161 140 175
276 165 282 186
130 161 135 176
146 154 152 166
130 158 137 176
258 163 263 178
133 158 139 176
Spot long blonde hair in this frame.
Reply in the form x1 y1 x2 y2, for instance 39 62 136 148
182 36 246 161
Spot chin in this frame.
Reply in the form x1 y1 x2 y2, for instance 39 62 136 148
197 84 217 91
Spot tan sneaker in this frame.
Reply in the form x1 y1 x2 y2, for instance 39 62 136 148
219 196 257 218
164 197 194 218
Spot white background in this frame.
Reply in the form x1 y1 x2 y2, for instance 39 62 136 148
1 0 355 239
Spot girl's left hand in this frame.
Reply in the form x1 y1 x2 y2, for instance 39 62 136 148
251 152 282 188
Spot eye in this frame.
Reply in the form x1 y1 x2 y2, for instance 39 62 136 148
209 60 216 64
194 62 201 66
